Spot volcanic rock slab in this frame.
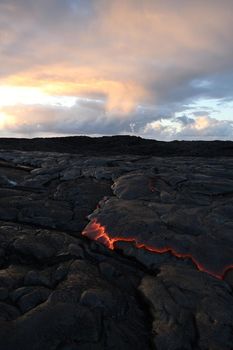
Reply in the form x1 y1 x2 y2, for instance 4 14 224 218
84 159 233 279
0 150 233 349
0 222 150 350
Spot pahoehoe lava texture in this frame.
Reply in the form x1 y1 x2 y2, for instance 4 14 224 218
0 148 233 349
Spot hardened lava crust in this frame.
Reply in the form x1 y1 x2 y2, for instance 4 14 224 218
0 146 233 349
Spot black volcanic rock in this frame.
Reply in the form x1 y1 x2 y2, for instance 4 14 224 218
139 266 233 350
0 149 233 349
85 157 233 278
0 135 233 156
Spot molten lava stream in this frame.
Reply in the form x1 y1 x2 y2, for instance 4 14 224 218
82 219 233 280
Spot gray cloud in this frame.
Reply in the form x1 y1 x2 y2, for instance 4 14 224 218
0 0 233 139
177 116 195 126
141 115 233 141
176 117 233 140
0 101 133 136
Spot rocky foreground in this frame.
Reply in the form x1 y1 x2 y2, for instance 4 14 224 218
0 150 233 349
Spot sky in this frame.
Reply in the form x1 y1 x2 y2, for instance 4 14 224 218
0 0 233 140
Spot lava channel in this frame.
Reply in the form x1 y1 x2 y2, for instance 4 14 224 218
82 219 233 280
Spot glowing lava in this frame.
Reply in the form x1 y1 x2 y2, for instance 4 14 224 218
82 219 233 280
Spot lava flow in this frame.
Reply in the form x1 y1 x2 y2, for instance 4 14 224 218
82 219 233 280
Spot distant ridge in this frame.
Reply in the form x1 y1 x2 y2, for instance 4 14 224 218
0 135 232 157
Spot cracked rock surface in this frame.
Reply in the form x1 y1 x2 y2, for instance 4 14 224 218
0 150 233 349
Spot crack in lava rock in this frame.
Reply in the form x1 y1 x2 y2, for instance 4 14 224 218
82 219 233 280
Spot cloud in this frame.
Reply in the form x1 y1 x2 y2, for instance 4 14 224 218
142 115 233 141
0 100 135 137
0 0 233 138
176 116 195 126
176 116 233 140
0 97 174 137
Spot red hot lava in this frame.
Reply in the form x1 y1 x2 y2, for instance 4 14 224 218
82 219 233 280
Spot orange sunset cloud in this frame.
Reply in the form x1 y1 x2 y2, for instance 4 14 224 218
0 0 232 139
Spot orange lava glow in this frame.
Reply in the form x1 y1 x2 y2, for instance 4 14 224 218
82 219 233 280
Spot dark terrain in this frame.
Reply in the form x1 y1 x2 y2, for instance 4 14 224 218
0 137 233 349
0 135 233 156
